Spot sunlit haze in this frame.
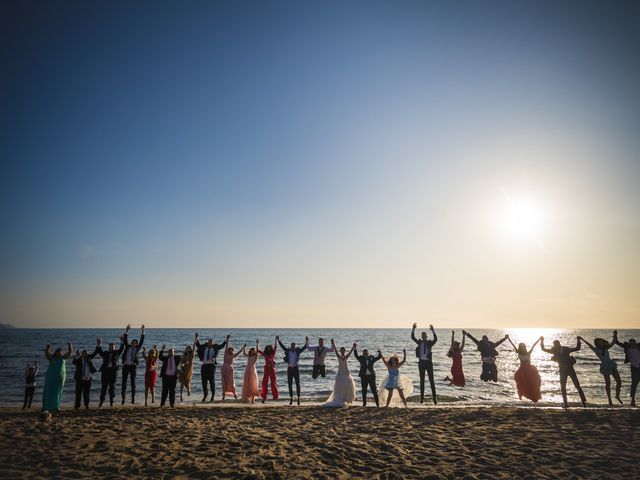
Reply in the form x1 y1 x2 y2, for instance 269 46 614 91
1 2 639 328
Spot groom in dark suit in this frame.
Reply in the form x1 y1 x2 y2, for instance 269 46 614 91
354 347 381 407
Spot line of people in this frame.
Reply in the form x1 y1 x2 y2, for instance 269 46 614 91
29 324 639 411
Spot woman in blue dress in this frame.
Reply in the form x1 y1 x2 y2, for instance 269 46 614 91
42 342 73 412
578 336 622 406
378 348 413 407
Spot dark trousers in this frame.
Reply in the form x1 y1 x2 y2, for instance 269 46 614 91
201 364 216 399
630 366 640 400
560 366 586 406
418 359 437 404
287 366 301 398
312 364 326 379
161 375 177 407
122 364 137 401
23 386 35 409
360 375 379 406
100 368 117 405
481 361 498 382
75 379 92 409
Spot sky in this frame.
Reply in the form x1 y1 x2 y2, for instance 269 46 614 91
1 1 639 328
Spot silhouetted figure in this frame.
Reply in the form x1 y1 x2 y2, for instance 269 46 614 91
278 336 308 405
72 349 98 409
540 337 587 408
506 336 541 402
411 323 438 404
23 362 39 409
159 346 182 408
463 331 508 382
121 324 145 405
579 336 622 406
612 330 639 407
195 333 228 402
93 336 125 407
354 347 381 407
444 331 465 387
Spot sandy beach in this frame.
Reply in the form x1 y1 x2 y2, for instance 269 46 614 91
0 404 637 479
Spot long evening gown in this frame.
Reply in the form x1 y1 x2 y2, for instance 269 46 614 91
241 354 259 401
42 357 67 411
220 352 237 396
450 350 465 387
514 353 542 402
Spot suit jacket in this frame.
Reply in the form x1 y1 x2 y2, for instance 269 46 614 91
278 340 307 364
412 329 437 360
195 340 226 362
159 352 183 378
353 350 381 377
93 343 125 371
71 356 97 381
122 333 145 365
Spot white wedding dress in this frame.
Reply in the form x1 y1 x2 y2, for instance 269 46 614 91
323 355 356 407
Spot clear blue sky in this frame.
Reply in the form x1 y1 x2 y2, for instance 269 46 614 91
1 1 639 328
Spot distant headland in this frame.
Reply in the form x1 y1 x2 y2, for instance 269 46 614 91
0 323 16 329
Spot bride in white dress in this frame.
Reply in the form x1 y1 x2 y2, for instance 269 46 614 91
323 340 356 407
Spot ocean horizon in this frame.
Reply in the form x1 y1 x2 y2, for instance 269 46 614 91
2 327 637 408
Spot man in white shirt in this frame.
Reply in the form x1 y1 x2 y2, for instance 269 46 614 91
411 323 438 405
72 349 98 410
278 336 308 405
305 338 334 379
159 346 182 408
195 332 229 402
121 324 145 405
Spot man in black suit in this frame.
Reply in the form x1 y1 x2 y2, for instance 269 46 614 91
93 336 125 407
121 324 145 405
72 349 98 409
159 345 182 408
354 347 381 407
277 336 308 405
195 332 229 402
411 323 438 404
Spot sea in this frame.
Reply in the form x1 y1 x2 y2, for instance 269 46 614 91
1 328 637 408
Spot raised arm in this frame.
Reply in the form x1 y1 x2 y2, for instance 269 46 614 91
159 345 167 361
277 338 287 352
450 331 455 350
123 324 131 347
464 331 480 346
353 348 361 360
273 336 278 351
460 333 466 351
430 324 437 344
378 350 389 368
507 337 518 353
63 342 73 359
298 338 308 354
346 342 356 358
234 344 247 358
331 339 339 358
398 349 407 367
577 336 594 352
411 323 420 344
567 338 581 353
612 330 624 348
138 324 145 348
528 337 542 355
89 338 101 359
494 335 509 348
540 337 553 354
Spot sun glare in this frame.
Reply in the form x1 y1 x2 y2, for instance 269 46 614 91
500 192 547 246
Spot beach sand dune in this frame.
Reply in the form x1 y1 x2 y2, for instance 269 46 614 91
0 405 637 479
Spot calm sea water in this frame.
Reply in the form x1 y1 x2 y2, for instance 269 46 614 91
0 328 637 408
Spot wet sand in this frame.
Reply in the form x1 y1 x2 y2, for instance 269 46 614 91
0 404 637 479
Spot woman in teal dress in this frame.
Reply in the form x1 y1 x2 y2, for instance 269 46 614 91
42 342 73 411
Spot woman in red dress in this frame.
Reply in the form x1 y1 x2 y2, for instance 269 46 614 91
444 331 466 387
142 346 159 406
258 336 279 403
507 337 542 402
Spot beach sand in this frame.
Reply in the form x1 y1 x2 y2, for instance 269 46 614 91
0 404 637 479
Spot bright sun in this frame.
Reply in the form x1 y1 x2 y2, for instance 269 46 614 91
500 192 547 246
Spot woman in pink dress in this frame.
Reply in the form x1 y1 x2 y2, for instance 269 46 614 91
241 340 260 403
142 346 159 406
258 337 279 403
507 336 542 402
220 341 246 401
